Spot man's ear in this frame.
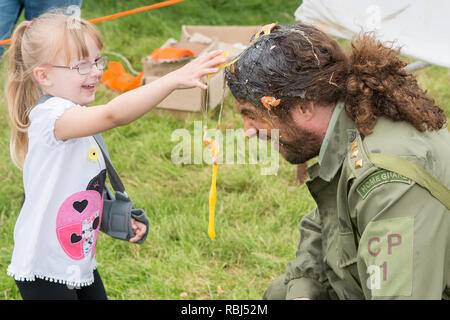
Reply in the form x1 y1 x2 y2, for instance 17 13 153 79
33 66 52 86
293 101 315 121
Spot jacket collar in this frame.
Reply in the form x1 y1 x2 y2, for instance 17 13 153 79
307 102 356 182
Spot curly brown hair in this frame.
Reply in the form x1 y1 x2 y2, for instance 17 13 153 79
345 35 446 135
225 24 447 136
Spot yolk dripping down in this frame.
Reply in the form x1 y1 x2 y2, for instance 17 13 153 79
204 125 220 239
208 161 218 239
204 51 233 240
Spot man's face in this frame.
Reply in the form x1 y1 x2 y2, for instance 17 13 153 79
235 100 322 164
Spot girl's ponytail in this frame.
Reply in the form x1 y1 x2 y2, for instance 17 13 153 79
6 21 41 169
343 34 446 136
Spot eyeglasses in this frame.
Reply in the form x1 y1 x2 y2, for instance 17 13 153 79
45 56 109 75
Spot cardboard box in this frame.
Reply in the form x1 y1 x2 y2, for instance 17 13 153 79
142 39 227 112
181 25 261 59
141 25 260 113
143 39 217 77
141 68 227 112
181 25 261 46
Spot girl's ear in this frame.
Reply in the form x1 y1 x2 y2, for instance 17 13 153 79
33 66 52 87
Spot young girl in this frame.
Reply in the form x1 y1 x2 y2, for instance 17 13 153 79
5 13 225 300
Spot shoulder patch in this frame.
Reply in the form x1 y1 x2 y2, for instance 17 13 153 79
356 170 412 199
359 216 414 297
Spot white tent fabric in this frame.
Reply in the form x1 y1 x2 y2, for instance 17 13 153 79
294 0 450 68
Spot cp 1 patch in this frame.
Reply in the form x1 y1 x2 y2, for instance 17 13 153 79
359 216 414 297
356 170 412 199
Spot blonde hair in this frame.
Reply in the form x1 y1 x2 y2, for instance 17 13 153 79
6 12 103 169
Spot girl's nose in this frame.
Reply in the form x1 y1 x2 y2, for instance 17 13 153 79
90 64 103 77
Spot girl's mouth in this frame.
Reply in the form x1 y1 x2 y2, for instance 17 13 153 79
82 84 96 92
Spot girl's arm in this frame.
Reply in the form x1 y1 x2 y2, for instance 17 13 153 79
54 50 225 141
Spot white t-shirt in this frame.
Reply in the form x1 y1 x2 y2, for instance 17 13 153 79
7 96 106 287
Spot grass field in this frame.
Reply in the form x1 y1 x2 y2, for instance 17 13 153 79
0 0 449 300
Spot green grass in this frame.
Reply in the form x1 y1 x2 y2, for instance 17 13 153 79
0 0 449 300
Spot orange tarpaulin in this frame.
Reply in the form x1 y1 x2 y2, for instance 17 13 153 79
100 61 143 92
149 47 194 60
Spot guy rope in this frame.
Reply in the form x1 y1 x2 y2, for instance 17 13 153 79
0 0 185 46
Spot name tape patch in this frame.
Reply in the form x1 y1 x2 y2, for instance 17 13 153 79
356 170 412 199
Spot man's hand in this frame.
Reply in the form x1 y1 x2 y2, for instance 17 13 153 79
129 218 147 243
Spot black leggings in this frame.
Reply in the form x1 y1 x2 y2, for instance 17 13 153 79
15 269 107 300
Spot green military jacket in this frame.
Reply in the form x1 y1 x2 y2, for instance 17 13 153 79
284 102 450 299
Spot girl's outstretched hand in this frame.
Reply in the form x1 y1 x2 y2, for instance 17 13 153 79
167 50 227 90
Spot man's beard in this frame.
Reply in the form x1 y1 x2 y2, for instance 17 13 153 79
277 127 322 164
